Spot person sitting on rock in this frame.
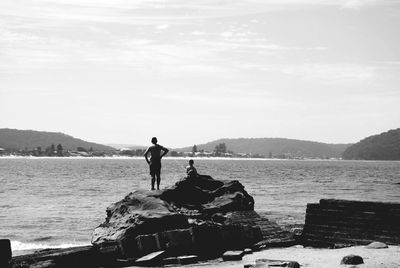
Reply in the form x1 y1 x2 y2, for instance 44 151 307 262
186 159 198 179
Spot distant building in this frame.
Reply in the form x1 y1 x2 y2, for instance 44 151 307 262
0 148 5 155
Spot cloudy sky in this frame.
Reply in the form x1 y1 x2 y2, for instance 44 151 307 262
1 0 399 147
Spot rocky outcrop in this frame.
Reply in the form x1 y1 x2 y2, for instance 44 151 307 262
91 175 262 257
11 175 293 268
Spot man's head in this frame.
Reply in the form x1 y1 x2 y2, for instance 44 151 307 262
151 137 158 144
189 159 194 165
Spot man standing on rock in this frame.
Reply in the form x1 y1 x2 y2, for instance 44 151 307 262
144 137 169 190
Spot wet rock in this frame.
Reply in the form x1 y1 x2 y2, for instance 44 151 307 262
340 254 364 265
366 241 388 249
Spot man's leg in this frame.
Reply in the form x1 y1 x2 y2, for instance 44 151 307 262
151 175 155 190
156 172 161 190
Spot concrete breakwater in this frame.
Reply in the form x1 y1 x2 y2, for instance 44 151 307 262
302 199 400 247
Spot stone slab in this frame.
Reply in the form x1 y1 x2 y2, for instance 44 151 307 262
134 250 165 266
178 255 198 265
222 250 244 261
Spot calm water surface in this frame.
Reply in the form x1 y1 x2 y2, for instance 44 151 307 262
0 157 399 253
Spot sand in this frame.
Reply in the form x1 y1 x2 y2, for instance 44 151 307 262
183 245 400 268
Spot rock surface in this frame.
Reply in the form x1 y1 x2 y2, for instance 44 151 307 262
91 175 256 257
365 241 388 249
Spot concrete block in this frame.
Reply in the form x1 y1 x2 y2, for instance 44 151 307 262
222 250 244 261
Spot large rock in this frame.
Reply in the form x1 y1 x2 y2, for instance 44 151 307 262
91 175 255 257
340 254 364 265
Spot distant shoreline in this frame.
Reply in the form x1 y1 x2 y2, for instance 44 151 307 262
2 155 398 162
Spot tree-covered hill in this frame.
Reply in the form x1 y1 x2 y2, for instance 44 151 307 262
0 128 115 152
176 138 350 158
342 128 400 160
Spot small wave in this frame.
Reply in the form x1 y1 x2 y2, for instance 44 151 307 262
32 236 53 242
11 240 90 252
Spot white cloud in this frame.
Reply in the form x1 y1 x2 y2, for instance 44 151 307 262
280 63 377 84
191 31 205 35
155 24 169 30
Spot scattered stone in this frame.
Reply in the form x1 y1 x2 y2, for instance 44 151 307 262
244 264 255 268
134 250 165 266
222 250 244 261
340 254 364 265
255 259 300 268
177 255 198 265
244 248 252 254
366 241 388 249
286 261 301 268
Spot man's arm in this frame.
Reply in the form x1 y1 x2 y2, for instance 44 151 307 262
160 146 169 158
144 147 150 164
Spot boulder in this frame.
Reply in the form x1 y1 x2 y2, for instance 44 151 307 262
91 175 255 257
366 241 388 249
340 254 364 265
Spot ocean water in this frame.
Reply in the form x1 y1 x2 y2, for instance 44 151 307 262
1 157 399 255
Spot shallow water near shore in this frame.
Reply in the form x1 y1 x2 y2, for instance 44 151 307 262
1 158 400 255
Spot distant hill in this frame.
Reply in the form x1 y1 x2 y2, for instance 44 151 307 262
0 128 115 151
342 128 400 160
176 138 351 158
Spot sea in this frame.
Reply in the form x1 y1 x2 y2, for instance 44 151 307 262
1 157 400 256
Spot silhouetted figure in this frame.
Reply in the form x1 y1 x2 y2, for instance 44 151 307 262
144 137 169 190
186 159 198 179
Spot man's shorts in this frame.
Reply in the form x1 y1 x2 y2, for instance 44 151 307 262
149 160 161 177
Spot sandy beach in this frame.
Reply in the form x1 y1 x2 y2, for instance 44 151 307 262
183 245 400 268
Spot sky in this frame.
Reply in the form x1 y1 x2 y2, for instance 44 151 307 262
1 0 399 148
